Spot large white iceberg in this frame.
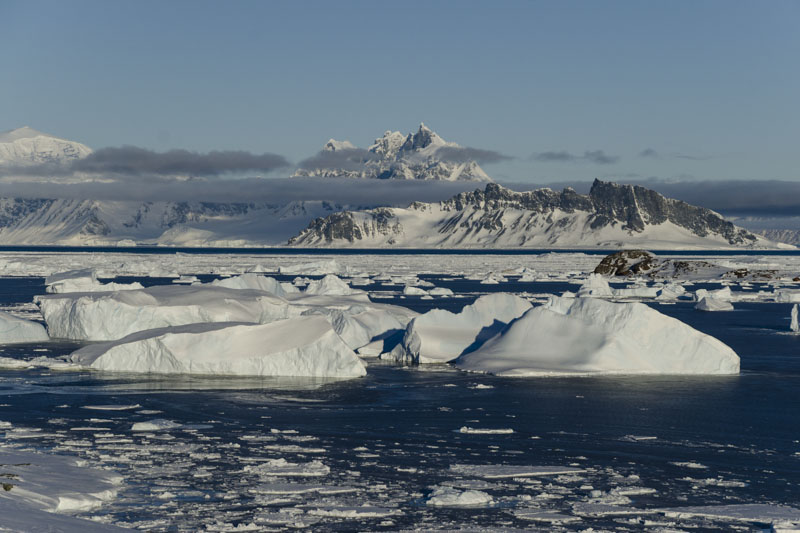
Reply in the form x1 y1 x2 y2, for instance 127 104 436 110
0 311 49 343
389 293 532 363
70 315 367 378
455 296 740 376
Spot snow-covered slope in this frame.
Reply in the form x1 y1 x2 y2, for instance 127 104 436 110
0 126 92 165
0 198 345 246
293 123 493 182
289 180 776 250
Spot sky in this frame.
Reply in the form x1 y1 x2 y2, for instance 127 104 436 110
1 0 799 186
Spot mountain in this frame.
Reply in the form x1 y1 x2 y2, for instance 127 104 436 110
0 198 346 246
757 229 800 246
287 179 778 249
0 126 92 166
292 123 493 182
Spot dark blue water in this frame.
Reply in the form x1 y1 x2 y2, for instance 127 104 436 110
0 277 798 531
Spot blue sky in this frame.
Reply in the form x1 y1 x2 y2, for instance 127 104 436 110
1 0 798 184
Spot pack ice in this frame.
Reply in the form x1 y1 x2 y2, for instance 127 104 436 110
456 296 740 376
70 315 367 378
388 293 532 363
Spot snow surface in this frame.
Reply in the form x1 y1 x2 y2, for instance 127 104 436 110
70 316 367 378
389 293 532 363
456 296 740 376
0 448 125 531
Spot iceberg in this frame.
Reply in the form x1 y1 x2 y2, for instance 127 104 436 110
211 273 296 297
70 315 367 378
390 293 532 363
695 296 734 312
791 304 799 333
303 274 360 296
45 268 143 293
455 297 740 376
37 285 301 341
0 311 49 343
577 273 614 297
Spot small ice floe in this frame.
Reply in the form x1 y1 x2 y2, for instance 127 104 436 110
305 505 399 518
469 383 494 389
661 503 800 527
250 482 356 495
514 508 581 524
670 461 708 469
572 502 657 517
679 476 747 488
429 287 454 297
83 404 141 411
172 275 199 284
458 427 514 435
450 464 585 479
131 419 182 432
425 486 493 507
791 304 799 333
403 286 428 296
244 458 330 477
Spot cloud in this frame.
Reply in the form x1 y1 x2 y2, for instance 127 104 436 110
434 146 512 165
532 150 619 165
2 146 290 178
296 148 378 173
637 148 712 161
0 177 481 207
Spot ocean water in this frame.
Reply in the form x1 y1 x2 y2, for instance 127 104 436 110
0 276 799 531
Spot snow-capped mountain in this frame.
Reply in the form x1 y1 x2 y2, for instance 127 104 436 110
0 198 344 246
293 123 493 182
288 179 777 249
0 126 92 166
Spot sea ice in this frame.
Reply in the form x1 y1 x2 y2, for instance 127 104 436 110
244 458 330 477
456 296 740 376
425 486 493 507
389 293 532 363
450 464 585 479
70 316 367 378
0 310 49 343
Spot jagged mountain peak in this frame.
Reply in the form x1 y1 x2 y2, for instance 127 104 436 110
288 180 773 249
323 139 356 152
294 124 492 182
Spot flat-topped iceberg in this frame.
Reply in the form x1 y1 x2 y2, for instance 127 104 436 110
455 296 740 376
37 285 300 341
71 315 367 378
45 268 144 293
0 311 49 343
389 293 532 363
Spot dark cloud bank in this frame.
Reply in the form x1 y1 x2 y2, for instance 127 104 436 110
1 145 796 217
532 150 619 165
